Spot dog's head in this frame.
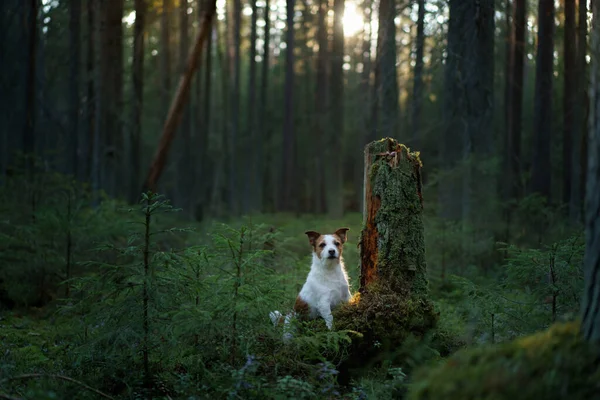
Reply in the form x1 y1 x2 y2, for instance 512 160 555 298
305 228 349 260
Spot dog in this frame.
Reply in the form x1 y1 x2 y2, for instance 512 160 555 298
270 228 352 340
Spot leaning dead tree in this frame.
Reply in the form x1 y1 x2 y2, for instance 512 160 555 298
142 0 217 193
335 138 436 362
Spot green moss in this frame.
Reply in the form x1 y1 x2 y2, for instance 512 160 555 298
367 138 427 297
332 284 438 369
409 321 600 400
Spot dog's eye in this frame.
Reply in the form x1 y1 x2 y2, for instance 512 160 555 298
319 243 326 248
334 241 340 246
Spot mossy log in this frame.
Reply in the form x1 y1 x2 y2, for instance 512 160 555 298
409 322 600 400
334 138 437 366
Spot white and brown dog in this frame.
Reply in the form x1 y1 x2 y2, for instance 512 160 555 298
270 228 352 339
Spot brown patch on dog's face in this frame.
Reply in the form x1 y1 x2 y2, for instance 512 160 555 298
294 296 310 320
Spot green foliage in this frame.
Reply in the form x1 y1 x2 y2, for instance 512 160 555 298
408 322 600 400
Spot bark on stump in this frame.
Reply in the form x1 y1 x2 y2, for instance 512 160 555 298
334 138 437 366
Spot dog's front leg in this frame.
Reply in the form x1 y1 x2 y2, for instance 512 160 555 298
341 283 352 303
317 298 333 329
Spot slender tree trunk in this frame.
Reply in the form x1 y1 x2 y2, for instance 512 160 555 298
99 0 124 196
229 0 242 214
281 0 295 211
530 0 555 200
246 0 258 212
92 1 102 200
411 0 425 147
69 0 81 177
130 0 146 202
178 0 192 213
570 0 588 222
23 0 38 164
142 0 217 193
199 0 213 219
259 0 271 211
85 0 95 183
582 0 600 342
564 0 576 208
314 0 328 213
505 0 526 201
326 0 344 218
161 0 172 119
377 0 398 139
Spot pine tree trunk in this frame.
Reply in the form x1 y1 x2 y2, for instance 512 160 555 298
85 0 95 183
531 0 554 200
143 0 217 192
229 0 242 214
178 0 192 214
23 0 38 163
246 0 258 212
377 0 398 139
69 0 81 178
258 0 271 211
505 0 526 201
564 0 576 208
161 0 172 120
281 0 295 211
314 0 328 214
99 0 124 197
570 0 588 222
130 0 146 202
582 0 600 343
326 0 344 218
411 0 425 148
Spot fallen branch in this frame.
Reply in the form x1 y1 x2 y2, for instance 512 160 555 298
0 374 114 400
142 0 218 192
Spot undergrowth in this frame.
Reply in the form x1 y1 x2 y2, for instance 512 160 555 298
0 170 587 399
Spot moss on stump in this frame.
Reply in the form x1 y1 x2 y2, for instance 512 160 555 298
333 138 437 368
409 321 600 400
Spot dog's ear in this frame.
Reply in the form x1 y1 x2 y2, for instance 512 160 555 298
335 228 350 243
305 231 321 246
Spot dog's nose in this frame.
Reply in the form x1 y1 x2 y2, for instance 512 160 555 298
328 249 336 256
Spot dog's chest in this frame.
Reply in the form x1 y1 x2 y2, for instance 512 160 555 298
302 267 347 306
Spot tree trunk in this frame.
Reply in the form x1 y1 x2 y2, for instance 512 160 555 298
198 0 213 220
23 0 38 164
440 0 494 221
257 0 276 209
530 0 554 201
326 0 344 218
563 0 576 208
377 0 398 139
505 0 526 201
246 0 258 212
161 0 172 120
281 0 295 211
178 0 192 213
69 0 81 177
85 0 95 183
142 0 217 193
334 138 436 363
99 0 124 197
582 0 600 343
411 0 425 148
313 0 328 214
258 0 270 211
229 0 242 214
130 0 146 202
570 0 588 222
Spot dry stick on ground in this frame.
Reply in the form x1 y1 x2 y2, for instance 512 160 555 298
0 374 114 400
142 0 217 193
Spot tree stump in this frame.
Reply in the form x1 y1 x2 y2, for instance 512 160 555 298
334 138 437 368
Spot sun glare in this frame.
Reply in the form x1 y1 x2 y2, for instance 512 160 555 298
343 3 364 37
